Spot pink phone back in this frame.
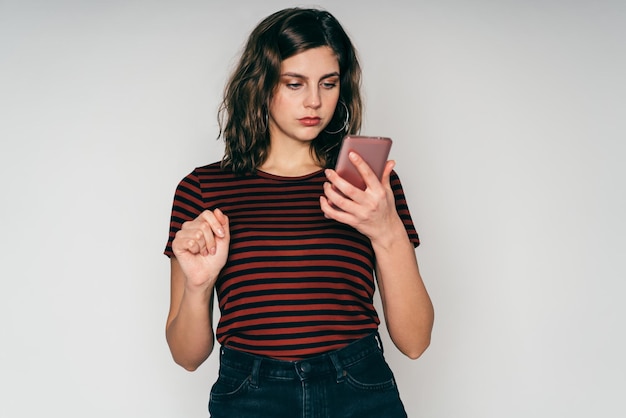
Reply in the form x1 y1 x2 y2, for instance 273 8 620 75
335 135 392 190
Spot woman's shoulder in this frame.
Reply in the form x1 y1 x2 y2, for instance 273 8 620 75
185 161 249 190
174 161 231 188
194 160 225 173
183 161 232 179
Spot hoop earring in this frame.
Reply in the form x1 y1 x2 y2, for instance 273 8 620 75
324 101 350 135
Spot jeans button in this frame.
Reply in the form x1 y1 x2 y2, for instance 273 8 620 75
300 362 312 373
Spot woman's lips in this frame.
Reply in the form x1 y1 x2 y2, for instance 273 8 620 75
299 117 321 126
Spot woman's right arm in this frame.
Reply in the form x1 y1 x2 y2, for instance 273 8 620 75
165 209 230 371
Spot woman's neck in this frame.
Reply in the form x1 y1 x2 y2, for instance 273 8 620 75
258 144 321 177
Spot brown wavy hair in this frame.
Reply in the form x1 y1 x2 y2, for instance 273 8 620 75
218 7 363 175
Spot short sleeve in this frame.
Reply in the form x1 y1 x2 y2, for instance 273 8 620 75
390 170 420 248
163 169 205 257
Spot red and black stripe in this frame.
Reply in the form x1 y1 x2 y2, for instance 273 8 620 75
165 162 418 360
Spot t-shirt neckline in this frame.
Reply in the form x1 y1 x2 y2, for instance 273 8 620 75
255 168 324 181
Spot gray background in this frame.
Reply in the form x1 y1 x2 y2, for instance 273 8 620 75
1 0 624 417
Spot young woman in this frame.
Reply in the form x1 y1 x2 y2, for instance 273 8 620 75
164 7 434 417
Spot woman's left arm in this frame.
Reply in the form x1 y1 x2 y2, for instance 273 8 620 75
371 219 434 359
320 151 434 359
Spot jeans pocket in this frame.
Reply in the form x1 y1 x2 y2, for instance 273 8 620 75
343 352 397 392
209 365 251 402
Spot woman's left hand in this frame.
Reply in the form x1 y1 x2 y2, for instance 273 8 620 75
320 151 401 243
322 151 434 360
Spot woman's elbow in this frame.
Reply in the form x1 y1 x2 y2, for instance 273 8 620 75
168 340 213 371
403 337 431 360
174 356 200 371
172 352 209 372
181 363 201 372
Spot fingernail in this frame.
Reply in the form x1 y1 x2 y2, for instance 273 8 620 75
209 246 217 255
349 151 358 161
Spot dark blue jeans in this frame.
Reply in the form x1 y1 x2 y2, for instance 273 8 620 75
208 332 407 418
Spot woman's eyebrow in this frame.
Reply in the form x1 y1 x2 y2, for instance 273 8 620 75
280 71 340 80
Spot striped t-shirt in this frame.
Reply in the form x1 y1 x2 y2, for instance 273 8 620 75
164 162 419 360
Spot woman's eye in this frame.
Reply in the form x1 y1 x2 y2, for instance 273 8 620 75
287 83 302 89
322 81 338 89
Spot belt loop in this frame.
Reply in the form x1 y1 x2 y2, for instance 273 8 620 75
374 331 384 354
249 358 261 388
328 352 345 382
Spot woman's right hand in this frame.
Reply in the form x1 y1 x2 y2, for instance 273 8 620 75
171 209 230 291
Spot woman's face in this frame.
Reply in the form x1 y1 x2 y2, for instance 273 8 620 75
268 46 340 146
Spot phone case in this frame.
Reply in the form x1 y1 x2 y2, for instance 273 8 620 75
334 135 393 190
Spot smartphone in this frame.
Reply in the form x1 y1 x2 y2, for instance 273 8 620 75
334 135 393 190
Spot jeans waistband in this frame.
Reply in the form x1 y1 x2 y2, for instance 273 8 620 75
219 332 384 383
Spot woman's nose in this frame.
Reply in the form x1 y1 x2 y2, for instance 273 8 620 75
305 87 321 108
